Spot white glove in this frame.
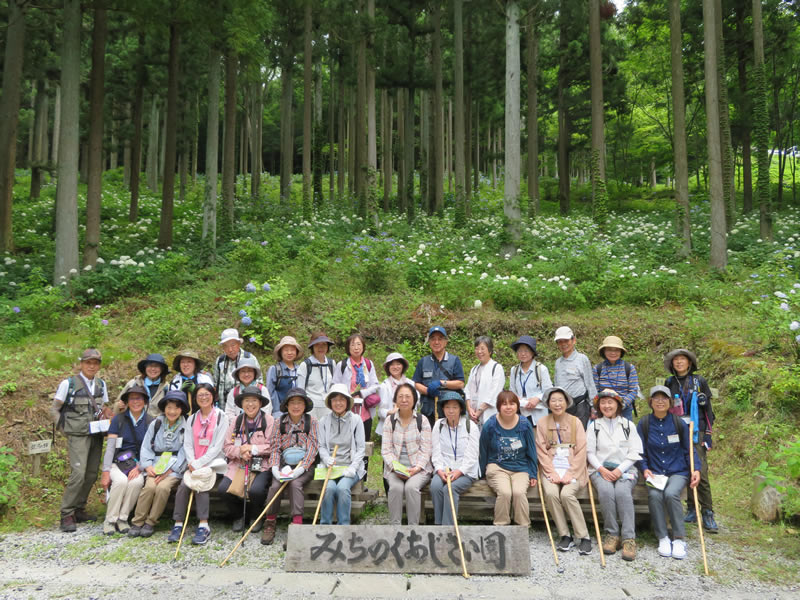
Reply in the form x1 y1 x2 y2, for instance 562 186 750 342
343 467 356 479
271 466 281 480
324 456 335 468
292 466 306 479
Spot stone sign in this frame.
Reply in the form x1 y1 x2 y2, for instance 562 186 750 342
285 525 530 576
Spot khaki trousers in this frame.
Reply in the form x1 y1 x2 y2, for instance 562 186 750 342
105 464 144 524
132 475 180 526
541 477 589 539
60 433 103 517
485 463 531 526
385 470 432 525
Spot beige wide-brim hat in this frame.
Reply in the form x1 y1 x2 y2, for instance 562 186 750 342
183 466 216 492
541 386 574 409
273 336 304 362
172 350 206 373
598 335 626 357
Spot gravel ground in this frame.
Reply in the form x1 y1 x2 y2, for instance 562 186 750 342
1 512 798 600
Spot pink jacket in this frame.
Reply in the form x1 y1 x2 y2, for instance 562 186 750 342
223 413 274 480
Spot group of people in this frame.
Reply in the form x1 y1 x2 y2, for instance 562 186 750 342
52 324 717 562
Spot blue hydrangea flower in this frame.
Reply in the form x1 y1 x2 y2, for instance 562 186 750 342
249 336 256 343
12 306 20 313
245 283 257 292
262 283 271 292
245 300 252 306
780 302 790 311
239 309 248 317
241 316 253 326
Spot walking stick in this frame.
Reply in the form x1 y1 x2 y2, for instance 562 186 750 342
242 461 250 527
446 468 470 579
220 480 290 567
689 421 710 576
313 445 339 525
587 477 606 568
537 476 562 571
173 491 194 560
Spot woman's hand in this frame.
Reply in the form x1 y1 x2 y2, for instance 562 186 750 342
529 477 537 488
525 398 539 411
239 444 252 460
437 469 448 483
690 470 701 488
127 466 141 481
101 471 111 489
448 469 463 482
146 466 157 478
599 466 622 482
407 466 421 478
642 469 654 481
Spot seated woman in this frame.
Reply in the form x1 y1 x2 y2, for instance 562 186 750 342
168 383 228 546
130 389 189 537
431 390 479 525
219 385 274 532
318 383 366 525
536 386 591 554
117 353 170 418
376 352 414 438
224 356 271 424
261 387 320 545
637 385 701 560
381 383 432 525
586 388 643 561
101 385 153 535
479 390 537 526
169 350 214 412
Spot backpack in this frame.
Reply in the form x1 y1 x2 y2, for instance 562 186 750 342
279 413 312 435
274 364 298 386
340 358 373 375
234 412 268 438
390 412 424 432
215 351 253 391
149 418 185 454
594 361 638 417
592 418 631 444
56 375 107 431
639 413 686 448
438 417 471 434
303 357 335 386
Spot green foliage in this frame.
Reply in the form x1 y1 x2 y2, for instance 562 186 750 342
727 371 758 412
771 366 800 414
225 278 291 348
322 300 369 341
0 448 21 510
756 440 800 519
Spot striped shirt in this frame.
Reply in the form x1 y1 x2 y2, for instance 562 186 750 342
266 414 320 471
593 359 639 409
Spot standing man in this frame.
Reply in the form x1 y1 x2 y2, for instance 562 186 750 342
413 326 465 426
213 328 262 411
52 348 111 532
553 326 597 429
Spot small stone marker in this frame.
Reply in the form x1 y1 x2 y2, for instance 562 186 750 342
285 524 530 576
28 439 52 476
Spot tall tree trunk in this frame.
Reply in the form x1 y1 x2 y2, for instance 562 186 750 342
432 3 444 216
382 90 393 210
356 3 368 217
146 95 160 192
366 0 377 225
54 0 81 283
313 52 324 206
129 34 146 221
753 0 771 239
221 46 237 233
84 7 107 266
30 79 49 200
329 59 335 204
453 0 466 225
737 40 752 214
404 87 415 221
302 0 312 218
157 21 180 249
669 0 692 256
557 1 570 215
704 0 726 269
192 95 199 184
447 99 452 194
202 49 220 253
397 88 406 211
280 42 294 207
589 0 607 228
348 91 356 199
250 81 263 199
123 103 131 187
0 0 28 252
337 56 345 203
474 101 479 194
526 10 539 218
503 0 521 247
715 0 735 230
52 86 61 165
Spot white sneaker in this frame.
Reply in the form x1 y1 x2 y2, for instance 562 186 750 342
671 539 687 560
658 536 672 557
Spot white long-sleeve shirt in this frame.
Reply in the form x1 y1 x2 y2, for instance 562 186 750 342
586 416 643 476
464 359 505 425
431 416 480 479
375 375 414 436
509 360 553 424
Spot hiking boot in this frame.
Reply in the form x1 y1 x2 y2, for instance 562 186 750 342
115 520 130 534
578 538 592 555
702 509 719 533
140 524 155 538
127 525 142 538
684 508 697 523
60 514 77 533
261 518 277 545
621 539 636 561
74 509 96 523
103 521 116 536
657 536 672 557
671 538 687 560
251 519 263 533
232 517 245 532
556 535 574 552
191 526 211 545
167 524 183 543
602 535 619 555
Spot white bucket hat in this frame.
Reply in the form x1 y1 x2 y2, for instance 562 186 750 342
183 466 216 492
219 328 243 345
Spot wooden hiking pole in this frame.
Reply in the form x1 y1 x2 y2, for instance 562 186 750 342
220 480 290 567
446 468 470 579
173 491 194 559
689 421 710 575
587 478 606 568
313 445 339 525
537 476 561 571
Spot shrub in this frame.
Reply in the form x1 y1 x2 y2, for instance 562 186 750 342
225 278 291 348
0 447 21 512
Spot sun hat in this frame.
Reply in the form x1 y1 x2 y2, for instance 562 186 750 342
80 348 102 362
383 352 410 376
158 389 190 415
232 355 262 382
511 335 537 355
426 325 448 342
663 349 698 374
273 336 304 362
219 328 243 345
308 332 334 349
598 336 626 357
554 326 574 342
172 350 206 373
439 390 466 415
594 388 624 411
649 385 673 404
183 466 216 492
121 384 148 404
542 386 574 409
137 353 169 376
234 384 270 409
280 387 313 413
325 383 353 411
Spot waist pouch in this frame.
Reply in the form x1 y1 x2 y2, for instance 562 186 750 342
281 446 306 467
114 450 138 475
